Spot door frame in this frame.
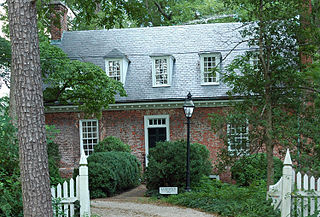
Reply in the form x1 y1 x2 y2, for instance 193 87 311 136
144 115 170 166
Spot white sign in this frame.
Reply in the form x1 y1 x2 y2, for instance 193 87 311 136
159 187 178 195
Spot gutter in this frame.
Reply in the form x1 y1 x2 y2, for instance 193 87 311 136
44 97 243 113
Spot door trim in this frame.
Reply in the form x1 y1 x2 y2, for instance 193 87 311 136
144 115 170 166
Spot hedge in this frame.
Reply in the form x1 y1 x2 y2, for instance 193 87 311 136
144 140 212 192
87 151 141 198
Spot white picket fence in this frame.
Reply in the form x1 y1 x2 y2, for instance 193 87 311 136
51 150 90 217
268 149 320 217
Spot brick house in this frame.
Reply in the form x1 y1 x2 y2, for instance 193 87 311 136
45 3 251 179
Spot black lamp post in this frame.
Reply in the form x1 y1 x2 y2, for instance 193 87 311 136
183 92 195 192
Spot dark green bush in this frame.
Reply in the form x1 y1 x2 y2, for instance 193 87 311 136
94 136 131 153
87 151 141 198
46 125 64 185
144 140 212 192
0 97 23 217
165 177 280 217
231 153 283 186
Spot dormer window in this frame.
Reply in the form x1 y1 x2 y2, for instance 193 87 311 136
104 49 129 85
200 53 221 85
151 55 174 87
107 59 121 81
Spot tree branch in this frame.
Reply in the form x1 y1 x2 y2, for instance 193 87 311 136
153 1 172 20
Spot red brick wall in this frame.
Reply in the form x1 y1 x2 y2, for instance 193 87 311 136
50 3 68 41
45 107 225 178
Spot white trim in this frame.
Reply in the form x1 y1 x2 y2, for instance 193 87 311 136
200 53 221 85
227 120 249 154
79 119 99 156
105 58 129 85
144 115 170 166
151 56 174 87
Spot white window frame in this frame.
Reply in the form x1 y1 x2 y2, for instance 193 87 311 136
200 53 221 85
79 119 99 156
227 121 249 155
144 115 170 166
105 58 129 85
151 56 174 87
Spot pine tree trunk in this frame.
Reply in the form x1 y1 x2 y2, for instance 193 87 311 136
9 68 17 126
7 1 53 216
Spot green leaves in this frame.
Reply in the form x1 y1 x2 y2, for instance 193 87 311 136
86 151 141 198
165 178 280 217
40 41 126 118
144 140 212 193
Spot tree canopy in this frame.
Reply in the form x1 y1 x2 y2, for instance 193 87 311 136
0 36 126 118
210 0 320 186
40 39 126 117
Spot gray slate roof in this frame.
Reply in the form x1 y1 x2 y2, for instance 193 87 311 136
57 23 249 102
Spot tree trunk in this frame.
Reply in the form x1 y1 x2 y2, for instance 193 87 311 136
258 0 274 188
265 90 274 188
9 68 16 126
7 1 53 216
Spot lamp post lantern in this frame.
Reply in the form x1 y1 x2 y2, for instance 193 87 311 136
183 92 195 192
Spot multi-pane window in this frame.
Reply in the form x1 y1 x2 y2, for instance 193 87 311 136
200 53 221 85
154 58 168 85
108 60 121 81
80 120 99 156
149 118 166 126
227 123 249 154
203 56 217 83
151 56 174 87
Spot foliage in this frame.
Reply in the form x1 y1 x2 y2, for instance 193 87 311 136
94 136 131 153
0 37 11 88
164 177 280 217
0 97 22 216
45 0 239 30
86 151 141 198
0 35 126 118
46 125 64 186
231 153 283 186
210 0 320 185
144 140 212 193
0 97 63 216
40 40 126 118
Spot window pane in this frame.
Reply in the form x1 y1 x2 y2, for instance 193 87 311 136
154 58 168 85
227 123 249 154
203 55 217 83
108 60 121 81
81 120 99 156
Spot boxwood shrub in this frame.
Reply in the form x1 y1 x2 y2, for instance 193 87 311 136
94 136 131 153
87 151 141 198
144 140 212 192
231 153 283 186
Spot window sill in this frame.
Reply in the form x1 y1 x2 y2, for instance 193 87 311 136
152 84 171 88
201 82 220 86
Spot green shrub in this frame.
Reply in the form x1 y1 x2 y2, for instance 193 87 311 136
0 97 63 216
231 153 283 186
94 136 131 153
144 140 212 192
0 97 23 217
87 151 141 198
46 125 64 185
165 177 280 217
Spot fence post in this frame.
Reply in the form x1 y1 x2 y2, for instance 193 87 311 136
281 149 293 217
79 150 90 217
